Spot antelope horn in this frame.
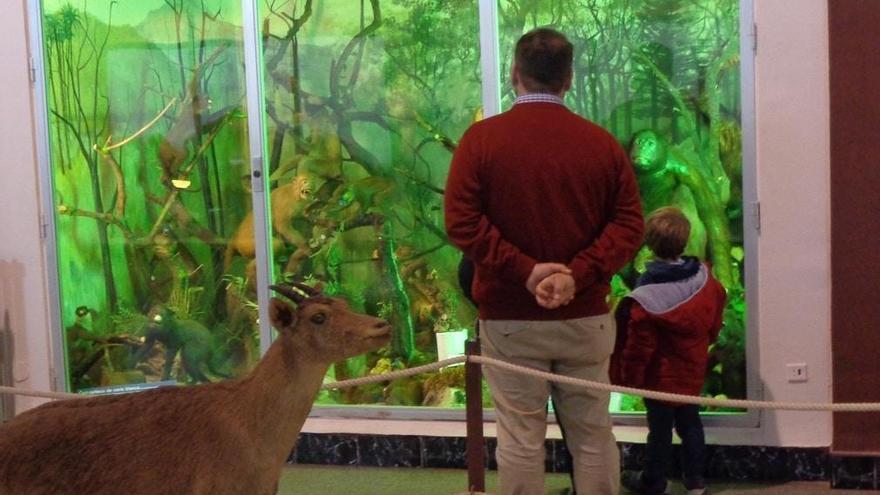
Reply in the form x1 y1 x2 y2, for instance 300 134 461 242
291 282 321 297
269 284 306 304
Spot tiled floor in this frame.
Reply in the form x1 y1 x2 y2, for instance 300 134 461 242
278 465 878 494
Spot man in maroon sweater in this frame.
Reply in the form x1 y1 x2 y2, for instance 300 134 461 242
445 28 643 495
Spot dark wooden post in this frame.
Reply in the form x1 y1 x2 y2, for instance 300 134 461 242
465 334 485 493
0 310 14 421
829 0 880 454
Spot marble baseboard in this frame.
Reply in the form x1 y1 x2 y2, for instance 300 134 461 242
830 456 880 490
289 433 860 486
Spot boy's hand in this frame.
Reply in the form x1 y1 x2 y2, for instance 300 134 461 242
525 263 571 294
535 272 575 309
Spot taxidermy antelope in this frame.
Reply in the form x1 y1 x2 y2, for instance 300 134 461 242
0 284 391 495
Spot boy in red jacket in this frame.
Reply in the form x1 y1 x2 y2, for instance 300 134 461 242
614 207 726 495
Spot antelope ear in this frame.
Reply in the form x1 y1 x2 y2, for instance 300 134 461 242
269 297 297 332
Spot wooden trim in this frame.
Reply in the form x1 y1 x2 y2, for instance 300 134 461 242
829 0 880 454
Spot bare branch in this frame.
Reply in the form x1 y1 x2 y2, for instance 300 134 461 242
265 0 313 71
102 98 178 152
93 145 126 217
56 204 134 241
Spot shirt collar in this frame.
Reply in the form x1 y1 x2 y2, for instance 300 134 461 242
514 93 566 106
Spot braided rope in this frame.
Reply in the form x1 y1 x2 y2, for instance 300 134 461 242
470 355 880 412
0 386 81 401
0 359 467 402
4 355 880 412
319 357 466 390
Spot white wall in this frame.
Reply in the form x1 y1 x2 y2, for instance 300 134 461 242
745 0 832 447
1 0 833 446
0 0 54 414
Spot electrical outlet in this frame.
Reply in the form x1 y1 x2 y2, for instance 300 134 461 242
786 363 808 383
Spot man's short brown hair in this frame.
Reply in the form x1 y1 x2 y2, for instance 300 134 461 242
514 28 573 93
644 207 691 260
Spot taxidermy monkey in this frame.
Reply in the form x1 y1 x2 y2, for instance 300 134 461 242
130 306 227 384
225 175 315 276
158 103 238 187
66 306 95 349
66 306 98 388
66 307 142 389
157 47 239 188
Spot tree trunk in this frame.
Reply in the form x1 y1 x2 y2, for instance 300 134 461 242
86 157 118 313
624 74 633 138
608 72 618 136
590 71 600 123
379 222 416 362
650 77 659 130
575 69 587 116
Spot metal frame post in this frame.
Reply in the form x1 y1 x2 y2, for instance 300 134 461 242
478 0 501 117
27 0 68 393
240 0 274 355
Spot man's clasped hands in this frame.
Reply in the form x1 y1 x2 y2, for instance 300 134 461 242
525 262 576 310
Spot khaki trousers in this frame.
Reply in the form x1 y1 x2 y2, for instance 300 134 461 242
481 314 620 495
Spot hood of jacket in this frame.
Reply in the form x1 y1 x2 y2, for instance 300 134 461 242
628 262 709 315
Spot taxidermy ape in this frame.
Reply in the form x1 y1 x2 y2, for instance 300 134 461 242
629 129 734 288
225 175 314 276
130 307 226 384
629 129 708 258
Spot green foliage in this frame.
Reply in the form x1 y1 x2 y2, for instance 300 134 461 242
376 301 394 321
618 393 645 413
45 4 79 43
167 281 204 322
109 307 150 337
384 0 481 116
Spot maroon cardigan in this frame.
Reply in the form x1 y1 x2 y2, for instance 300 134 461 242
444 102 644 320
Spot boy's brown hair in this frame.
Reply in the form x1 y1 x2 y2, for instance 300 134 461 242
644 206 690 260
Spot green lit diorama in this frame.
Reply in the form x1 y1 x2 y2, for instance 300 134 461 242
40 0 745 413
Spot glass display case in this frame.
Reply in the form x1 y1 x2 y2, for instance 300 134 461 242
32 0 751 418
37 0 259 393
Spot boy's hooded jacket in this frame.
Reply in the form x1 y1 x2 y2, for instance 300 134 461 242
611 257 727 398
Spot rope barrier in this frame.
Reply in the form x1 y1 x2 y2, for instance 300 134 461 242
0 358 467 403
4 354 880 412
0 386 81 401
470 355 880 412
319 357 466 390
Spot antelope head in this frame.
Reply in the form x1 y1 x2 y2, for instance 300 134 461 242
269 283 392 363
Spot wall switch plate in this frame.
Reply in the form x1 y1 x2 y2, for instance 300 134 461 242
786 363 808 383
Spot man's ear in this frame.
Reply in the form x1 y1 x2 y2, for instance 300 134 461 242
269 297 297 333
562 69 573 93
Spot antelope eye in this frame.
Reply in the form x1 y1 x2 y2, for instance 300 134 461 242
310 313 327 325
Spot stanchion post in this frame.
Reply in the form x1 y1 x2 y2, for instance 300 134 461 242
0 310 12 421
465 334 485 493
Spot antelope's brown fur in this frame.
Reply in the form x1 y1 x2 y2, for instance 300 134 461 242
0 289 391 495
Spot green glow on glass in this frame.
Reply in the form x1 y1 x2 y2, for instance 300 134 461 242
40 0 744 415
